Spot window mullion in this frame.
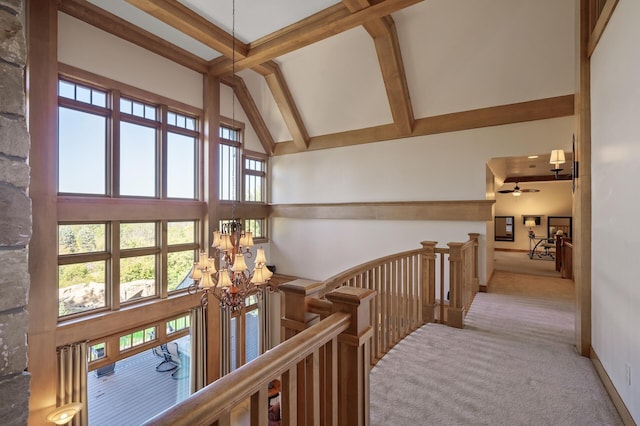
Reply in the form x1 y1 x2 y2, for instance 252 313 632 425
160 105 168 200
111 90 121 198
111 221 120 311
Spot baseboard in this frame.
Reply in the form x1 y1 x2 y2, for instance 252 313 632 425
591 347 637 426
494 248 529 253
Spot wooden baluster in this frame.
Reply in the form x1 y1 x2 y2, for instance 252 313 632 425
468 233 480 294
447 242 465 329
326 287 376 426
250 384 268 426
281 367 297 426
420 241 437 324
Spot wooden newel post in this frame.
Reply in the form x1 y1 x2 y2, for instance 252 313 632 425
326 287 376 426
279 279 324 426
447 242 465 329
468 233 480 294
420 241 438 324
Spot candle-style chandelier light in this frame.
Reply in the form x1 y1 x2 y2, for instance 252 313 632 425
188 220 274 311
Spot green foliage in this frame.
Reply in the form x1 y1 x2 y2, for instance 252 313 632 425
167 251 194 291
120 256 155 283
59 262 105 288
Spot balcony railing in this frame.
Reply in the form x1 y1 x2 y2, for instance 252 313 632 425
143 233 479 425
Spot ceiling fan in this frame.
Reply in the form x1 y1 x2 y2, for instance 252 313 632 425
497 182 540 196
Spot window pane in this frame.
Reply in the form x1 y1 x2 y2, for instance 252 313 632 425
120 222 156 249
120 122 156 197
58 107 106 194
167 221 195 245
89 343 106 362
230 316 237 371
76 86 91 104
168 250 196 292
167 132 196 199
167 112 176 126
59 80 75 99
59 261 106 317
219 144 238 201
59 224 106 255
245 309 260 364
120 255 156 302
120 98 132 114
92 90 106 108
245 219 264 239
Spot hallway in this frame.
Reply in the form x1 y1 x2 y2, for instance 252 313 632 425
369 268 622 425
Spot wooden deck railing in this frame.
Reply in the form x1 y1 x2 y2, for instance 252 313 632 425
143 233 479 426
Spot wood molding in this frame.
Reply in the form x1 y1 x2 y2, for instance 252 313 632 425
57 197 206 221
58 63 203 116
342 1 414 135
218 203 270 219
209 0 424 76
221 75 275 155
274 95 575 155
263 64 310 150
269 200 495 221
55 293 201 346
58 0 208 74
588 0 620 57
504 174 572 183
590 347 636 426
124 0 246 58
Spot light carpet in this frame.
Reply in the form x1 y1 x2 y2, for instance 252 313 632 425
370 271 622 426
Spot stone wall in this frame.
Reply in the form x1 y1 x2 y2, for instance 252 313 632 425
0 0 32 424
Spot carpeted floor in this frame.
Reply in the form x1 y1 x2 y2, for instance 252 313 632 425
493 250 561 278
370 269 622 426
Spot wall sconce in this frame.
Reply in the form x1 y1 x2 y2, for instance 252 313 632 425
47 402 82 425
549 149 565 179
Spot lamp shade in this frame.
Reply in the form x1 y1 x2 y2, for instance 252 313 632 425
47 403 83 425
219 234 233 252
513 190 522 197
217 269 233 288
549 149 566 166
231 253 249 272
250 266 268 284
254 247 267 265
199 270 215 289
189 263 202 280
212 231 221 248
525 219 536 227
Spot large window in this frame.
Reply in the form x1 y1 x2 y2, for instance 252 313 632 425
58 79 198 199
219 123 241 201
56 76 202 319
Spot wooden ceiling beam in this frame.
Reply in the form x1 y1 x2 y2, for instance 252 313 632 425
263 64 310 150
274 95 575 155
125 0 248 59
58 0 208 74
209 0 424 76
221 75 275 156
504 175 572 183
342 0 414 135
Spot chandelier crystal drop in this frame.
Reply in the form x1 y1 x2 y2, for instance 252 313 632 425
188 220 274 311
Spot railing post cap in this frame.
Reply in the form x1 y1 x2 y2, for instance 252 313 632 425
468 233 480 239
278 279 324 296
447 242 464 248
325 287 376 306
420 240 438 247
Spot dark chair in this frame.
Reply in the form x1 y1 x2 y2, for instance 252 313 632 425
152 344 178 372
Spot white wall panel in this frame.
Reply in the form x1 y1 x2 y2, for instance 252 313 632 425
591 0 640 421
271 117 574 204
394 0 575 118
58 13 203 109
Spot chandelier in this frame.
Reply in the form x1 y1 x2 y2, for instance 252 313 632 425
188 220 274 311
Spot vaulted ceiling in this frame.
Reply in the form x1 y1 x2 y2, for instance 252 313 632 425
58 0 575 167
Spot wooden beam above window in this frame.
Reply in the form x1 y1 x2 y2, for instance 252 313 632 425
59 0 208 74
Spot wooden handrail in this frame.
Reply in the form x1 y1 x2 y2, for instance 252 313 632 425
142 312 350 426
319 247 424 298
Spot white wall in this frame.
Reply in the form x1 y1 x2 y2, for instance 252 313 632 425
270 117 574 284
58 13 203 109
494 181 572 251
590 1 640 421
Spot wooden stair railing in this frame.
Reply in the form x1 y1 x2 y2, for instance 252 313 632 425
282 233 481 370
142 286 374 426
